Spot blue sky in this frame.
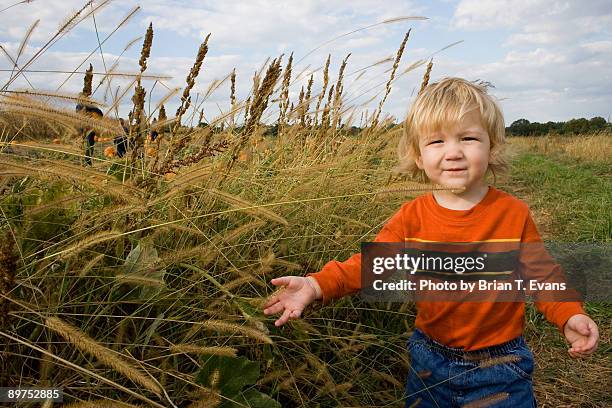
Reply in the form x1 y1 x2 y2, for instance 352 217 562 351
1 0 611 125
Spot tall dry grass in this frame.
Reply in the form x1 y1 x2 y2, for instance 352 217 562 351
0 27 435 404
508 133 612 164
1 8 609 408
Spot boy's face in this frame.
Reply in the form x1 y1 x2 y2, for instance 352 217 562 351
415 110 491 193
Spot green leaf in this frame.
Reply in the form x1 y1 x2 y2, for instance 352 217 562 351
196 355 260 397
120 236 165 298
221 389 281 408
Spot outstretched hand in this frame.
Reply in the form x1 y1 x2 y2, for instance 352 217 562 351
263 276 321 327
563 314 599 358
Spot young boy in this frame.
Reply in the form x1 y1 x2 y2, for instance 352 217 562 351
262 77 599 407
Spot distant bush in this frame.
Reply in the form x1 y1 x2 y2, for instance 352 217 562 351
506 116 611 136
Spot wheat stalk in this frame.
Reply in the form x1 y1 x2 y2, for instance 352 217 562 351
320 84 334 130
196 320 273 344
477 354 522 369
82 63 93 96
186 390 221 408
13 18 39 74
79 253 105 277
54 230 122 261
158 220 265 269
115 274 164 287
45 316 162 396
0 94 121 134
222 275 261 291
278 52 293 128
331 53 351 130
0 159 143 204
169 344 237 357
225 57 282 175
372 370 403 387
155 34 211 172
371 29 410 127
418 58 433 95
461 392 510 408
1 89 105 107
208 188 288 226
314 54 331 127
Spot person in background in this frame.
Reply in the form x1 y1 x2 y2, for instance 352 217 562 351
114 118 129 158
150 118 159 142
77 104 103 166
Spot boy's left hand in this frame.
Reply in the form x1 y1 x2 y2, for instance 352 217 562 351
563 314 599 358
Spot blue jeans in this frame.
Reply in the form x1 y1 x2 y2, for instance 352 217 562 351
404 329 537 408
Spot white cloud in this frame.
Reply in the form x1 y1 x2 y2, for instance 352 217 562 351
0 0 137 42
1 1 610 125
442 0 612 122
452 0 612 48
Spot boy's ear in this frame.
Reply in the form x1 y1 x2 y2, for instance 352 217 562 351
415 156 423 169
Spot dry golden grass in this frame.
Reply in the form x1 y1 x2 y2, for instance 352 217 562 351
169 344 238 357
0 10 608 408
195 319 273 345
462 392 510 408
508 133 612 163
45 316 162 396
477 354 522 369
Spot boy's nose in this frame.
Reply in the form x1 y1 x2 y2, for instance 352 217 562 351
443 144 464 160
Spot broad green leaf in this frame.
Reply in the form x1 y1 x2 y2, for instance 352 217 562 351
120 236 165 298
196 355 260 397
221 389 281 408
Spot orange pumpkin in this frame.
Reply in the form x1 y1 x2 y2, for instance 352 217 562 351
103 146 116 158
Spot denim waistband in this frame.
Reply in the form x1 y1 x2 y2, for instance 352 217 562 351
409 328 525 362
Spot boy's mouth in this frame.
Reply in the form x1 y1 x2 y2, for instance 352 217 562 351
444 168 467 172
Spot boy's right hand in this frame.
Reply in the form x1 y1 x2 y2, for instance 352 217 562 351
263 276 321 327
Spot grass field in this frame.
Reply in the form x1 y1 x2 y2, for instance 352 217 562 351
0 128 609 407
0 16 610 407
503 136 611 407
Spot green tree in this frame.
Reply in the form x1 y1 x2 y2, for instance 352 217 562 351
589 116 607 132
508 118 531 136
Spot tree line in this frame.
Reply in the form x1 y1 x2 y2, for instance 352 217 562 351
506 117 611 136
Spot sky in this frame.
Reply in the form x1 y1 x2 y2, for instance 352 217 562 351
1 0 611 126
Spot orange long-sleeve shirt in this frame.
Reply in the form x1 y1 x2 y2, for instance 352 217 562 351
306 186 585 351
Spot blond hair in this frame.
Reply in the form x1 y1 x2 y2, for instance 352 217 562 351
396 77 508 183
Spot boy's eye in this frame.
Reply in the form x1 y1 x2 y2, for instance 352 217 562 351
462 137 478 141
427 140 443 145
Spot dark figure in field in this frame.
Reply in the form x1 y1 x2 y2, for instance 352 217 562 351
150 118 159 142
76 104 103 166
114 118 129 158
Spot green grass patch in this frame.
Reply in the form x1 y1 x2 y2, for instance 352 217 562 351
506 152 611 242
